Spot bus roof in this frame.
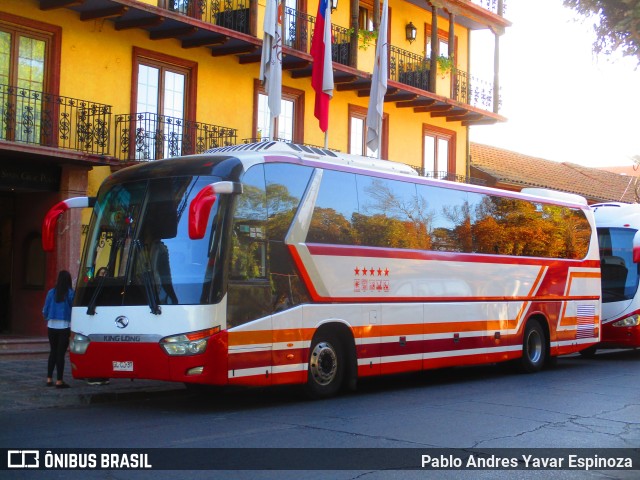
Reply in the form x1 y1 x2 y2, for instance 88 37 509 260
104 142 589 210
205 141 419 176
593 202 640 227
521 188 588 206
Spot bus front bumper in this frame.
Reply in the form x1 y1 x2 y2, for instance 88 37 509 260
69 331 229 385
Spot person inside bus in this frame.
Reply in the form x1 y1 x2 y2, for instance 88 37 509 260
42 270 74 388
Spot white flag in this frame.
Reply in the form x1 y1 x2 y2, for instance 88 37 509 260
259 0 283 120
366 0 388 153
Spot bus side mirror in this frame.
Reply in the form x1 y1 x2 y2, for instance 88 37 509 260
633 231 640 263
42 197 95 252
188 181 242 240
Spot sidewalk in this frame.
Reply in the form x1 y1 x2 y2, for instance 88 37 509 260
0 356 185 412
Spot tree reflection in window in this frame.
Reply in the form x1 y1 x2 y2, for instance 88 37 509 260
306 170 591 260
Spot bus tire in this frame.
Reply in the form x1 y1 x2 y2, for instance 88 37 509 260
305 332 345 399
520 319 546 373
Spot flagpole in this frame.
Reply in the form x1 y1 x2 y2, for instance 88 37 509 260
365 0 388 161
377 116 382 159
260 0 282 143
311 0 334 142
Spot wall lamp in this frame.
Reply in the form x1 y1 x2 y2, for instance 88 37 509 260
331 0 338 12
405 22 417 44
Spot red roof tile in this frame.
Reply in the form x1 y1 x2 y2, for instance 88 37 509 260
470 143 638 204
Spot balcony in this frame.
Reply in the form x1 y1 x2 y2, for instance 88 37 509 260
452 69 499 113
469 0 506 16
114 112 238 161
282 7 352 67
165 0 250 35
0 84 239 163
0 84 111 156
410 168 486 186
390 46 430 92
38 0 506 125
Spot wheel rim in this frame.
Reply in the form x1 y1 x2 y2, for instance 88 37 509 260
526 328 543 364
309 341 338 386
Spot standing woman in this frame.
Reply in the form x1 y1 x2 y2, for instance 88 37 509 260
42 270 74 388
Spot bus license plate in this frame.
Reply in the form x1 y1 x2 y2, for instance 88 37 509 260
112 361 133 372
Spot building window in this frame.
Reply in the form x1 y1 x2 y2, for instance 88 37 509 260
0 15 59 143
358 0 375 31
131 49 196 159
423 125 455 178
254 81 304 143
348 104 388 159
425 25 455 61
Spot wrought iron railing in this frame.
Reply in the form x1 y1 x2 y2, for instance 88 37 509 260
331 24 352 66
114 112 238 161
283 6 313 53
0 84 111 155
452 69 499 113
410 167 486 186
390 46 430 91
165 0 250 34
282 7 352 67
469 0 506 15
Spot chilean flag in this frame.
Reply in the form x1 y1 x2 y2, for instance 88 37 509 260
311 0 334 132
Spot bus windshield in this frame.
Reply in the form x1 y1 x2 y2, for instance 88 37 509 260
76 175 224 309
598 227 640 303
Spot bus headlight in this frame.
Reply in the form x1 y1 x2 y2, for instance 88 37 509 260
160 327 220 356
613 315 640 327
70 333 90 354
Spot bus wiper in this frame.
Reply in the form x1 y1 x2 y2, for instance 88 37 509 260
133 240 162 315
86 272 107 316
87 245 120 316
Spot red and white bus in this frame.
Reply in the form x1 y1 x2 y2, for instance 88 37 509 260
43 142 601 397
585 202 640 355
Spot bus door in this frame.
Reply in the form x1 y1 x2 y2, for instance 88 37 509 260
226 165 273 386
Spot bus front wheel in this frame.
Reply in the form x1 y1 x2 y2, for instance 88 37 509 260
305 332 345 399
520 319 546 373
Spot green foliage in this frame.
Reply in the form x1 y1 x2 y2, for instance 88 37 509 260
563 0 640 62
347 28 379 50
436 55 455 74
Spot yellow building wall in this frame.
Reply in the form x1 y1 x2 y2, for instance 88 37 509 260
4 0 472 189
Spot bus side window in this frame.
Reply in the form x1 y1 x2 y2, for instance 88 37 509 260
227 165 270 328
306 170 359 245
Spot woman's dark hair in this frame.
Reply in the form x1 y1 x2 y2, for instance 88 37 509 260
54 270 72 303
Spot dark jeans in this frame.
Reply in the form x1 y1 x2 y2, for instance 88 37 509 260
47 327 70 381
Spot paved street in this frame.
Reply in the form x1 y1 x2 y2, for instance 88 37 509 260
2 349 640 479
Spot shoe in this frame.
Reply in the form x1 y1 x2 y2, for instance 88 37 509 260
87 378 110 386
46 381 54 387
55 382 70 389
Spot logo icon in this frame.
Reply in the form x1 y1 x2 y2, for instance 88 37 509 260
115 316 129 329
7 450 39 468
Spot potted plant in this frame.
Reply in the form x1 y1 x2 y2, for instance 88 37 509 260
436 55 455 76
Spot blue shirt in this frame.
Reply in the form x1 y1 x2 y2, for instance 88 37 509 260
42 288 74 329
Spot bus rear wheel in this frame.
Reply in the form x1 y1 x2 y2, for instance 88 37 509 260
520 319 546 373
305 332 344 399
